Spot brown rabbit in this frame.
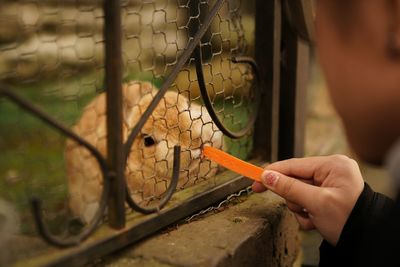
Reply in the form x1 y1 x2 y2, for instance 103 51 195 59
65 81 224 223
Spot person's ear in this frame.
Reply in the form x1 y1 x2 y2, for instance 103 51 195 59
387 0 400 58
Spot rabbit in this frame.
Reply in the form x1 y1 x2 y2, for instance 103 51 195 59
65 81 224 224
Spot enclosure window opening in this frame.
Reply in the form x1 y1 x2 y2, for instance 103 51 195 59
0 0 267 266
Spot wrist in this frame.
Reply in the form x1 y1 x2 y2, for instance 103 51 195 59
334 183 371 248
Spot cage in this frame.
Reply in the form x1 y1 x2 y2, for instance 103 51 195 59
0 0 312 266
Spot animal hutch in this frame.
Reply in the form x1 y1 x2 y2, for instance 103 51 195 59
0 0 313 266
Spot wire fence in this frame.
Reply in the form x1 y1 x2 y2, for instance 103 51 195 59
0 0 258 265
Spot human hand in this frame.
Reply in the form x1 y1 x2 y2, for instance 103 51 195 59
252 155 364 246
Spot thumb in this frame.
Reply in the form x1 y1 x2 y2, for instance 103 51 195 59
261 170 319 212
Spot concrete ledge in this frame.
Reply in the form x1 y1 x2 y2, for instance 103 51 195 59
101 191 299 267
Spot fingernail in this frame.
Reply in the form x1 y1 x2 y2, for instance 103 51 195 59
261 171 279 188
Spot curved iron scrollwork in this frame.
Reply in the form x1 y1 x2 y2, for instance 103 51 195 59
123 0 260 212
123 0 226 212
125 146 181 214
0 0 260 248
194 45 262 139
0 86 110 247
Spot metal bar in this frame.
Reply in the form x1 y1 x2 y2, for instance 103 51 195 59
30 175 254 267
277 3 309 160
125 146 181 214
104 0 125 228
123 0 226 158
253 0 282 162
0 0 278 258
293 41 309 158
284 0 315 44
0 87 110 247
190 0 262 139
195 49 262 139
123 0 226 211
282 0 311 158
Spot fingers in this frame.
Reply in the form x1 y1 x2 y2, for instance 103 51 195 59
252 178 311 193
287 200 314 230
254 171 316 232
286 201 305 214
260 170 320 211
252 181 267 193
294 213 315 230
266 156 339 180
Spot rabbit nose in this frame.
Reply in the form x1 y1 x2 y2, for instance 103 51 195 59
190 148 201 159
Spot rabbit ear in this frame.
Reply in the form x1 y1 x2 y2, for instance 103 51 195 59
122 81 157 131
123 81 154 108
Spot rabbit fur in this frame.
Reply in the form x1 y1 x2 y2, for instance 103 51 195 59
65 81 224 223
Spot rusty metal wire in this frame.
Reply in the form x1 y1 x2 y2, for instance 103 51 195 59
184 185 252 223
0 86 111 247
195 53 261 138
0 0 257 258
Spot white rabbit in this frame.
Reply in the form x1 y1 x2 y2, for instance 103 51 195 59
65 81 224 223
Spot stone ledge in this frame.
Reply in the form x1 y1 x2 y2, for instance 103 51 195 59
100 191 299 267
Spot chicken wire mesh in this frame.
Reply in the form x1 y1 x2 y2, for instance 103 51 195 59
0 0 255 265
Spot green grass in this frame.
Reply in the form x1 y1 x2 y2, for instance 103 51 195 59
214 97 254 160
0 70 254 235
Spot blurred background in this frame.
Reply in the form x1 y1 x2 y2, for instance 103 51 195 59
0 0 394 266
300 54 394 266
0 0 256 265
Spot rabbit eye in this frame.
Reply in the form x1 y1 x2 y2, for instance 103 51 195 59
143 135 155 147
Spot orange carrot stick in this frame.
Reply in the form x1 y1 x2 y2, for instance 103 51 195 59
202 146 264 182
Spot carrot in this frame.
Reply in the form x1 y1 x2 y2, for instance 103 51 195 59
202 146 263 182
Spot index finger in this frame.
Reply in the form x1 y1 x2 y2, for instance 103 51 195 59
260 170 320 212
252 177 314 193
266 156 334 180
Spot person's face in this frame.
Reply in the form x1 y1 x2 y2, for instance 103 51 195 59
315 0 400 164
